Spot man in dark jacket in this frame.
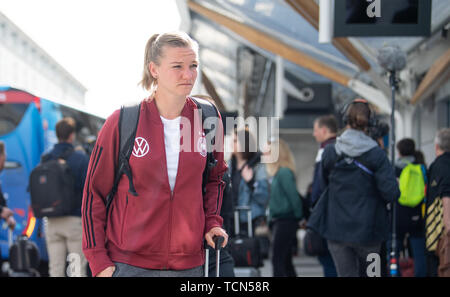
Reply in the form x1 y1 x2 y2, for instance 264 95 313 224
310 115 338 277
44 117 89 277
425 128 450 277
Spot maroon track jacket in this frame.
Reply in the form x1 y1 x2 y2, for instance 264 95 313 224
82 98 227 276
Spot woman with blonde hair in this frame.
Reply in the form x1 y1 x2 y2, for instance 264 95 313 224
266 139 302 277
82 31 228 277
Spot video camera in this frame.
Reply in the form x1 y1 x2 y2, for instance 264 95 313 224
368 121 390 141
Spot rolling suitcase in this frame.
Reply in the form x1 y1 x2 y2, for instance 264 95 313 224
7 230 40 277
229 206 261 277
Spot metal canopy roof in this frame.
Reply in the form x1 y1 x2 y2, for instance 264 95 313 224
184 0 450 120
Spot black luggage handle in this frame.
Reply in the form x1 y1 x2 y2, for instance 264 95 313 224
234 206 253 237
214 236 224 251
204 235 225 277
203 235 225 250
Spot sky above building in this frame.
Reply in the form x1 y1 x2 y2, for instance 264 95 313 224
0 0 181 118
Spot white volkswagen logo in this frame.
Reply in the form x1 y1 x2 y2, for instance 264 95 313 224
132 137 149 158
197 136 207 158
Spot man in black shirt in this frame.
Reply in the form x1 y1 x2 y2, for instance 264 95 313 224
0 141 16 230
425 128 450 277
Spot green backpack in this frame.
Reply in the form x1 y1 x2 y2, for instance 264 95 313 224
398 163 426 207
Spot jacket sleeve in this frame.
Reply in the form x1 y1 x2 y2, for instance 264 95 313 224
250 165 269 214
373 149 400 203
81 110 120 276
321 144 337 186
311 162 326 206
203 111 228 234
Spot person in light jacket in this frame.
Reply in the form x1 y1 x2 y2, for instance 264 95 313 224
228 127 269 236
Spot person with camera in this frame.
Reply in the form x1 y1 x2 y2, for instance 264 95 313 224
308 99 400 277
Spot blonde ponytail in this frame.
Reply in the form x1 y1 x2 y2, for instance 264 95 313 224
139 34 159 91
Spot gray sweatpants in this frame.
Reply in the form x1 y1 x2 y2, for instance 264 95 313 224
112 262 204 277
327 239 382 277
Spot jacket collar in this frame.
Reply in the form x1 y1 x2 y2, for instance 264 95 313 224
145 97 193 125
320 136 336 148
436 151 450 162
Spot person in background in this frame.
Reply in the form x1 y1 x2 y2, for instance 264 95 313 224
310 115 338 277
229 127 269 236
0 141 16 231
425 128 450 277
266 139 302 277
313 99 399 277
44 117 89 277
390 138 427 277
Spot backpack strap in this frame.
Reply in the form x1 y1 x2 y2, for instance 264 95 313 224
352 159 374 176
191 97 219 197
106 103 141 211
40 153 52 163
420 164 428 184
41 146 74 163
335 150 374 176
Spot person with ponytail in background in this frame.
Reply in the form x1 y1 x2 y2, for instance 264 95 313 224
389 138 427 277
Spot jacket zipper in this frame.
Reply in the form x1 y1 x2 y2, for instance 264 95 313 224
160 123 175 270
165 191 174 270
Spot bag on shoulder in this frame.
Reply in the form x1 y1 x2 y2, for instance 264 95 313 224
398 163 426 208
29 148 76 218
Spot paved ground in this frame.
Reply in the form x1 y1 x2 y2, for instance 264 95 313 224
238 229 325 277
259 251 324 277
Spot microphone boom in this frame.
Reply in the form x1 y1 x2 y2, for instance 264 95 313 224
377 46 407 72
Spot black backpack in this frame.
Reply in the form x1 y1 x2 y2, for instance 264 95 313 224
105 97 220 212
29 147 77 218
